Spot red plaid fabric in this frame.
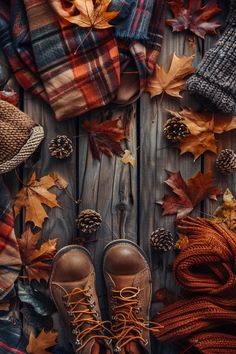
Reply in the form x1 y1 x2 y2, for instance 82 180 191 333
0 209 22 299
0 0 166 120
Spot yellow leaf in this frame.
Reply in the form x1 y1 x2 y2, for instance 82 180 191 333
175 234 189 250
63 0 119 29
146 53 195 98
14 172 67 229
121 150 136 168
212 189 236 232
27 329 58 354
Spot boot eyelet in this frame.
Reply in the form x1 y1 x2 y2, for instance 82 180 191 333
114 346 121 353
144 339 149 346
75 339 82 346
93 311 98 318
87 296 92 302
72 328 78 335
105 339 112 345
90 302 95 308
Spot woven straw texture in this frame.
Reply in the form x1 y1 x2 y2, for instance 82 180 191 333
0 100 44 173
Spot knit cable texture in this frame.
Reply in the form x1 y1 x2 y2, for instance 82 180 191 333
154 217 236 353
187 2 236 114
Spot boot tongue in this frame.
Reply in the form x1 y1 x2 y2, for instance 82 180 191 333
125 341 143 354
91 341 100 354
91 341 112 354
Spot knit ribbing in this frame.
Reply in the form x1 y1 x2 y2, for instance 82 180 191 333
154 217 236 353
187 3 236 114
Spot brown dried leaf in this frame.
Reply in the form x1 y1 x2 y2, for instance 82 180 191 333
173 109 236 160
212 189 236 232
26 329 58 354
14 172 67 229
160 171 222 219
82 118 125 159
146 53 195 98
121 150 136 168
178 131 217 161
18 229 57 282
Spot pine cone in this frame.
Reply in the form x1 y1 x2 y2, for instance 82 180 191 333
163 117 190 142
76 209 102 234
216 149 236 174
150 228 174 252
49 135 73 159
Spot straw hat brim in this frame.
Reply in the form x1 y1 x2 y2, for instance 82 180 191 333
0 125 44 174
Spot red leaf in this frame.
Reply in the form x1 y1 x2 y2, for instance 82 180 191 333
167 0 221 39
82 118 125 159
160 171 222 219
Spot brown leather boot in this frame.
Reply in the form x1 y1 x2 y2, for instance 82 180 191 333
49 245 113 354
103 240 161 354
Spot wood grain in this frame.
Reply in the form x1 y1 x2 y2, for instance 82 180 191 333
0 6 235 353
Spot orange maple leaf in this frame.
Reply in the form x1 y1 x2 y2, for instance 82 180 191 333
14 172 68 229
26 329 58 354
167 109 236 160
18 229 57 282
55 0 119 29
146 53 195 98
82 118 125 159
160 170 222 219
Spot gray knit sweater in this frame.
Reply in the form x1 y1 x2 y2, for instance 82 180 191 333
187 0 236 114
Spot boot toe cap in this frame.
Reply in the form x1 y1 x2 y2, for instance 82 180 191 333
104 242 147 275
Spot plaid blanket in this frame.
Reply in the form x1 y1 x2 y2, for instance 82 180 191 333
0 0 166 120
0 208 22 300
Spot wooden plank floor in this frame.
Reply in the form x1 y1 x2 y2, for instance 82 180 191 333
1 6 235 354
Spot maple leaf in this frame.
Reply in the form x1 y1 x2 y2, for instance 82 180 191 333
212 189 236 232
169 109 236 160
178 131 217 161
146 53 195 99
82 118 125 159
26 329 58 354
166 0 221 39
14 172 68 229
121 149 136 168
62 0 119 29
18 229 57 282
160 170 222 219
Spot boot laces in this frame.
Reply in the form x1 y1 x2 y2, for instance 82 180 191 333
63 287 112 352
110 287 162 352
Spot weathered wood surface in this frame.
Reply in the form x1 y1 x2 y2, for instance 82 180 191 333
0 7 235 354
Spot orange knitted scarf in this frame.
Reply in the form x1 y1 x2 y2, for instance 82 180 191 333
154 217 236 354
